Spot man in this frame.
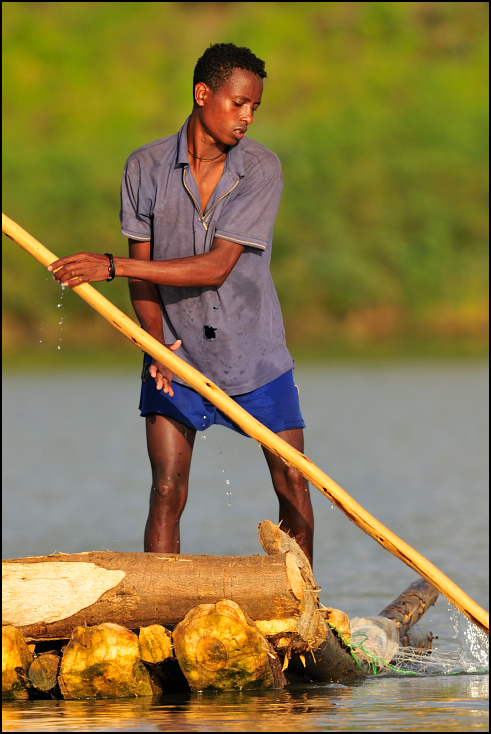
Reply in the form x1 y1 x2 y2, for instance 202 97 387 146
48 43 314 564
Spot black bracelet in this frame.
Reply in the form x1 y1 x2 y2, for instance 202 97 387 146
105 253 116 281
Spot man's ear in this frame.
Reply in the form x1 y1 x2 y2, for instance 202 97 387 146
194 82 210 108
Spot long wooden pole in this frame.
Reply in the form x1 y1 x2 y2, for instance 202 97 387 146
3 213 488 635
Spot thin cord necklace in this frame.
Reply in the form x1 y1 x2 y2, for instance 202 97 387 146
188 147 227 162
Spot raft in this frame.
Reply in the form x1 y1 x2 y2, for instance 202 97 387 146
2 520 439 700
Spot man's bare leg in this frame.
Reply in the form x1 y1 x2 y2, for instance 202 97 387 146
262 428 314 566
144 414 196 553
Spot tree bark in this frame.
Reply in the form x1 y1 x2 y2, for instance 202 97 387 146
288 624 367 683
378 578 439 638
2 551 308 641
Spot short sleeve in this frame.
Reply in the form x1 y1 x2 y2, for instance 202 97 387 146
120 156 153 241
214 167 283 251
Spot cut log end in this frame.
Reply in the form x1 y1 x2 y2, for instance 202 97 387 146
2 625 33 700
28 652 61 693
173 600 284 691
58 623 155 699
138 624 173 664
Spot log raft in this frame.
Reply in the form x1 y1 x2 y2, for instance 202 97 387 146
2 520 440 699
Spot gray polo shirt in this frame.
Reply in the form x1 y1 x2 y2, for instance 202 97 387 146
120 117 294 396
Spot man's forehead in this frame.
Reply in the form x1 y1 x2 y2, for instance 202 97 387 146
220 68 263 97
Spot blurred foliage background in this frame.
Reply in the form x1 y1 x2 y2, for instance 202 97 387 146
2 1 489 367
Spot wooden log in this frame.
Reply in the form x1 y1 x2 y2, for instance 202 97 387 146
173 600 284 691
289 577 439 683
289 624 366 682
2 625 33 700
28 653 60 694
57 623 156 699
2 551 308 641
257 520 327 654
138 624 173 664
378 578 439 638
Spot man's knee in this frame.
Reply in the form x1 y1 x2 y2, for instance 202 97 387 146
150 478 186 510
273 464 307 496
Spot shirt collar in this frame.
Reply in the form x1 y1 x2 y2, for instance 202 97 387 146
176 116 245 178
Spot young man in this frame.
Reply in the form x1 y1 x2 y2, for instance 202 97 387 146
48 43 314 564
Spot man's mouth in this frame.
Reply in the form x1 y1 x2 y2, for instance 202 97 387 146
234 128 247 139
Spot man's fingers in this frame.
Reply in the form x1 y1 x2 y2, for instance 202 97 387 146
48 253 109 284
150 362 175 396
157 374 174 397
169 340 182 351
48 254 83 272
163 381 174 397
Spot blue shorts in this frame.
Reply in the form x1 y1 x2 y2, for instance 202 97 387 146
139 356 305 436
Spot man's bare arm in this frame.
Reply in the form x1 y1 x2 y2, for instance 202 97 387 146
127 239 164 340
48 237 245 289
127 238 181 396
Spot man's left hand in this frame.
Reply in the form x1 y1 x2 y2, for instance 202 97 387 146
149 341 182 396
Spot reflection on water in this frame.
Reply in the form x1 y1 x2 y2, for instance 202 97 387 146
2 677 488 732
2 362 489 731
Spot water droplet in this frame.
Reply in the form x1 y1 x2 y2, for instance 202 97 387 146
57 346 61 350
228 502 231 507
57 304 62 308
39 340 42 343
226 480 230 485
59 321 63 325
331 505 334 510
203 415 207 419
201 435 206 440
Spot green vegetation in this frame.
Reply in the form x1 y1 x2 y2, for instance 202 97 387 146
2 2 489 365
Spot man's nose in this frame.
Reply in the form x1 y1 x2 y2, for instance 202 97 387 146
241 107 254 125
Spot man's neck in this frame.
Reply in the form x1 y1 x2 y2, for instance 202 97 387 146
187 111 227 162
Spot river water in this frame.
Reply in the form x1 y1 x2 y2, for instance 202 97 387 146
2 361 489 731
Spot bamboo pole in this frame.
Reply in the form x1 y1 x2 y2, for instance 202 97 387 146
3 213 488 635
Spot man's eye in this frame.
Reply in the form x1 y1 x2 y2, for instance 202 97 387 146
233 102 243 107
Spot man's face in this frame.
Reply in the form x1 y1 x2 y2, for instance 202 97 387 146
197 68 263 146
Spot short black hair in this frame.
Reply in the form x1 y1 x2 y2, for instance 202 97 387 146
193 43 267 97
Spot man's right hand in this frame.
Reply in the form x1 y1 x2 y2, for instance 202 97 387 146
148 340 182 396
